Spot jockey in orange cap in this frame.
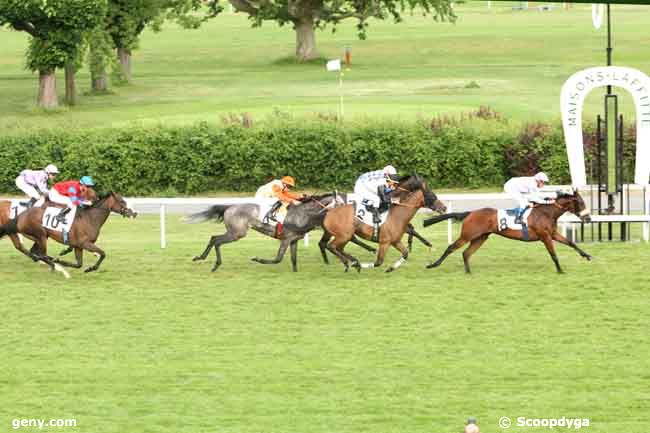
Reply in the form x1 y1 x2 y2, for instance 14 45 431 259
255 176 305 236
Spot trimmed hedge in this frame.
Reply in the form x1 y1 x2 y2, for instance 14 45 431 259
0 119 622 195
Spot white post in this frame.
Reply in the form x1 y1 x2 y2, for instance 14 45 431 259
160 204 166 249
304 233 309 247
487 0 491 8
447 202 453 245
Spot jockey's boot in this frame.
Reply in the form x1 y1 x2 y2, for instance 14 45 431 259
55 207 71 224
264 201 282 223
20 197 37 208
514 207 527 225
370 206 381 224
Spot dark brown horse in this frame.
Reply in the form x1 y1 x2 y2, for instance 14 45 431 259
422 191 592 273
0 192 136 275
321 175 447 272
0 199 32 259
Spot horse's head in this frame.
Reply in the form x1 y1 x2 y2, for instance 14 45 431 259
557 189 591 223
396 175 447 214
95 192 138 218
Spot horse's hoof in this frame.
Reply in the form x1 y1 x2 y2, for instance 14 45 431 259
84 267 97 273
385 267 394 273
425 263 437 269
251 257 260 263
585 255 593 261
211 266 220 272
192 256 204 262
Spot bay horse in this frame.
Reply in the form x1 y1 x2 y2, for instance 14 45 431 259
422 191 592 273
0 192 136 275
0 199 33 259
317 223 433 265
321 175 447 272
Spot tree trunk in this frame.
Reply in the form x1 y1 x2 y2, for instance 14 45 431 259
37 70 58 109
295 17 318 61
64 61 76 106
91 68 108 92
117 47 132 83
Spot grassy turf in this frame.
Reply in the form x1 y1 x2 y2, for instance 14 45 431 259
1 3 650 130
1 215 649 432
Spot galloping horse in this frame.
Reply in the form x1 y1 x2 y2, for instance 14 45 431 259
0 199 32 259
0 192 136 275
188 193 354 272
321 175 447 272
423 191 592 273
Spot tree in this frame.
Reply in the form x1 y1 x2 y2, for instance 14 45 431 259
106 0 221 83
0 0 107 108
229 0 456 61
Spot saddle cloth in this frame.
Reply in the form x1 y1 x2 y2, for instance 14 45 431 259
496 208 533 232
9 197 45 219
352 199 389 227
42 206 77 232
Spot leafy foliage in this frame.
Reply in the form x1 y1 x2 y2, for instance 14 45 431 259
0 0 107 72
0 118 605 195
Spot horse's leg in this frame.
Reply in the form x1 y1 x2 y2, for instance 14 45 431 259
462 234 489 274
54 247 84 269
9 234 35 261
327 239 356 272
426 238 468 269
251 239 290 265
210 232 241 272
318 231 332 264
350 235 377 253
60 246 74 256
540 234 563 274
79 241 106 273
386 241 409 273
552 232 592 261
290 239 298 272
193 235 218 261
359 242 390 270
407 224 432 249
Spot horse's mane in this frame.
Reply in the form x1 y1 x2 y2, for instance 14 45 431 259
397 174 425 191
556 191 577 200
305 192 332 201
91 191 115 207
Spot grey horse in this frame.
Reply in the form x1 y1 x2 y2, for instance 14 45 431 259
186 193 372 272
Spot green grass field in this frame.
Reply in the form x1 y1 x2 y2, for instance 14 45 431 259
2 215 649 433
1 3 650 130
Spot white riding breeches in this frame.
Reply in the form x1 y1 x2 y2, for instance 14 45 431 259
49 189 74 209
353 183 380 208
15 176 41 200
504 184 530 209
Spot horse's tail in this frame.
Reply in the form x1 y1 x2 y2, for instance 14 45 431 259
184 205 231 224
422 212 470 227
0 218 18 239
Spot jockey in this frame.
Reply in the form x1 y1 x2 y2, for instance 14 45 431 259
255 176 304 234
353 165 400 224
50 176 97 224
15 164 60 207
503 172 550 224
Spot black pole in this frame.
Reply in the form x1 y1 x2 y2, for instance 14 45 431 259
606 3 612 92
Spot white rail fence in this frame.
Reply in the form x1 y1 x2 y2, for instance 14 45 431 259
124 189 650 249
4 188 649 249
